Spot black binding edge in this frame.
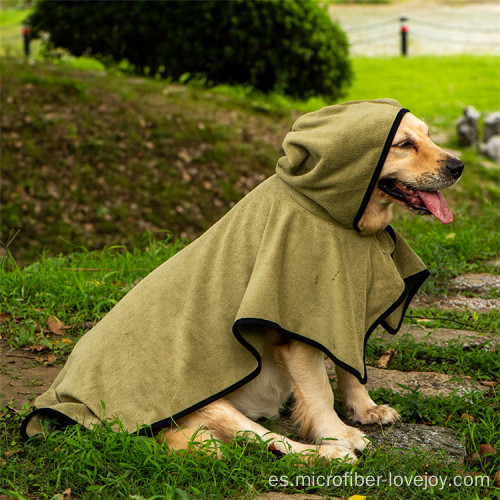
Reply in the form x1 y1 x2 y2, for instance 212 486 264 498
353 108 410 232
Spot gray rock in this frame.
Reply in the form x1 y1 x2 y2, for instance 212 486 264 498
484 111 500 143
374 325 498 349
359 422 465 463
456 105 480 146
451 272 500 295
481 135 500 162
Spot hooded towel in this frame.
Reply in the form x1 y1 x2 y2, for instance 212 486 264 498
22 99 429 439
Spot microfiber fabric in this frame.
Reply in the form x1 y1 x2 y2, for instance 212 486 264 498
21 99 429 439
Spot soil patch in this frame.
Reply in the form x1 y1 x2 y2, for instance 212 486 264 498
0 339 61 409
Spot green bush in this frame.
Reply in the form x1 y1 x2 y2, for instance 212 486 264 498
29 0 351 100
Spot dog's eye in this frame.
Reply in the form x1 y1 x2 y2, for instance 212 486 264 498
395 140 415 148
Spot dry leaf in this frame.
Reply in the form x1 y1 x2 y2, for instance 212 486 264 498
4 449 24 457
479 444 497 456
481 380 499 388
494 470 500 488
0 312 11 323
44 354 57 365
47 316 69 336
29 345 47 352
377 348 397 368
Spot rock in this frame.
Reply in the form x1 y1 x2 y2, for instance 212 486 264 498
456 105 480 146
481 135 500 162
374 325 498 349
450 273 500 295
324 360 486 397
265 412 465 465
363 367 485 397
434 296 500 313
483 112 500 143
359 422 465 464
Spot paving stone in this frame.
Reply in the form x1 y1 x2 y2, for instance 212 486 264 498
450 273 500 295
433 296 499 313
363 367 485 397
373 325 498 349
325 360 486 398
358 422 465 463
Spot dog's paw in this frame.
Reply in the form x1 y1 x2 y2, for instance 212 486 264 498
352 404 400 425
316 443 358 463
321 424 369 452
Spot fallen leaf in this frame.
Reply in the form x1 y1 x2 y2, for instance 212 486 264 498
494 470 500 488
348 496 367 500
4 449 24 457
0 312 11 323
461 413 475 423
43 354 57 365
480 380 499 388
47 316 70 336
479 444 497 456
377 348 397 368
29 345 48 352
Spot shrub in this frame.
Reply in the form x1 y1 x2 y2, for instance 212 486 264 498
29 0 352 100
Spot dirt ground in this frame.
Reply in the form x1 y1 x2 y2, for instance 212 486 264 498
0 339 61 410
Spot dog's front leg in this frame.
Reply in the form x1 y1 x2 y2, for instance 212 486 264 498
335 364 400 424
274 339 368 454
160 398 357 462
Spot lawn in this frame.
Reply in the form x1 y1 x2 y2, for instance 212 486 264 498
1 8 499 499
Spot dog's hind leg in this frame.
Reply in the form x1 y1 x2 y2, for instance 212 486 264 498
335 365 400 424
159 398 357 462
274 339 368 453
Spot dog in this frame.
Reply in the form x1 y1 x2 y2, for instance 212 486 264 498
157 111 464 462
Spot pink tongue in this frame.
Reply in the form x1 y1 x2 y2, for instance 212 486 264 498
417 190 453 224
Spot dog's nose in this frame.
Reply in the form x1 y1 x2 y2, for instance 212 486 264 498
446 157 464 179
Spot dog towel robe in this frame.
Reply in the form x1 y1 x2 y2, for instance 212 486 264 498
22 99 429 438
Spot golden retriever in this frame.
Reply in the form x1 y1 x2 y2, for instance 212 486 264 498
157 112 464 462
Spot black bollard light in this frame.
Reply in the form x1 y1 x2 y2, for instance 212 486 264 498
400 17 409 56
23 22 31 58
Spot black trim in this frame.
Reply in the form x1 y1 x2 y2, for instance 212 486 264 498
141 323 264 436
381 269 430 334
385 225 397 245
20 407 79 441
353 108 410 232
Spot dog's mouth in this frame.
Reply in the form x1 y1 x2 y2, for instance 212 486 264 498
378 178 453 224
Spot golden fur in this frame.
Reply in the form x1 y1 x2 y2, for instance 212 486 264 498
158 112 463 462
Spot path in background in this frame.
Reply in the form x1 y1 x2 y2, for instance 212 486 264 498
329 1 500 56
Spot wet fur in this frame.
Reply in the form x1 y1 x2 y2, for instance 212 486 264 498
158 113 463 462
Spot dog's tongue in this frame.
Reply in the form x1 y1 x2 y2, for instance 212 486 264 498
417 190 453 224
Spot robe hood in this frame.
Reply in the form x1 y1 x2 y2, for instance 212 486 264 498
277 98 405 230
21 100 429 440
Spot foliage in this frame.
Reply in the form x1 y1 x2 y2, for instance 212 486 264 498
28 0 351 101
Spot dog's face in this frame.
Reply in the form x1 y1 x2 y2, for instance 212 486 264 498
358 112 464 234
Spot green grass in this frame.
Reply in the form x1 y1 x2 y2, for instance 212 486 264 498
344 56 500 130
1 390 498 499
1 239 499 499
366 336 500 380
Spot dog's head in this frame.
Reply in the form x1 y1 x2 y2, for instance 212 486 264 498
358 112 464 234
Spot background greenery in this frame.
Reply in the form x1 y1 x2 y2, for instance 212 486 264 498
28 0 352 101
